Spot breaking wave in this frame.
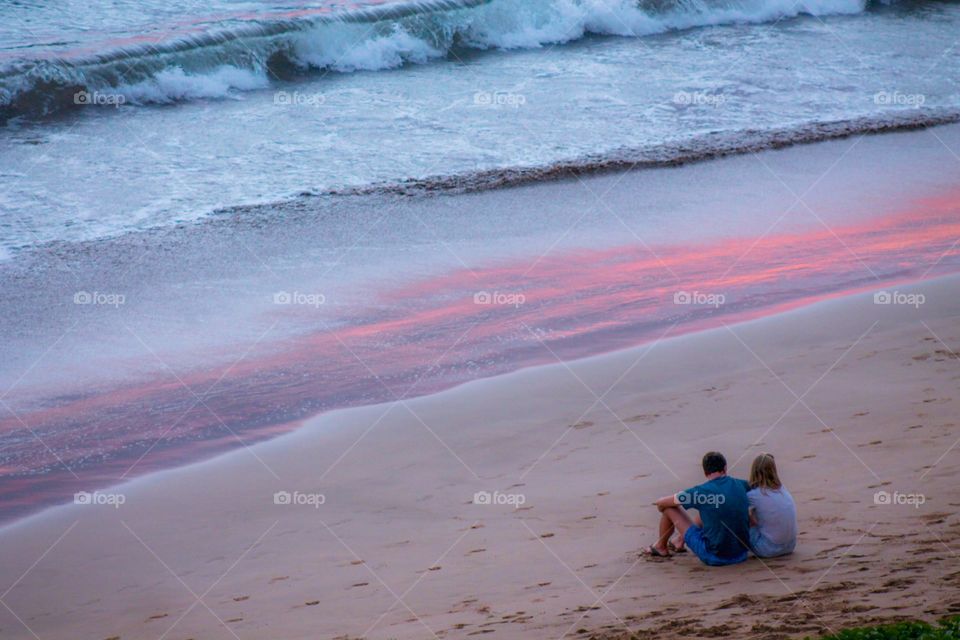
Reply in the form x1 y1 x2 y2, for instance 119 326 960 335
1 0 870 122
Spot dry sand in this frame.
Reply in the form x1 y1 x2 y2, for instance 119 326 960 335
1 275 959 640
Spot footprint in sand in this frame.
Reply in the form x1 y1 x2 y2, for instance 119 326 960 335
351 582 369 588
226 617 243 623
233 595 249 602
146 613 168 621
921 512 951 524
269 576 289 583
572 421 593 430
573 605 601 613
305 600 320 606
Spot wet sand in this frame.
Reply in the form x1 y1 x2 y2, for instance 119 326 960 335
2 162 960 523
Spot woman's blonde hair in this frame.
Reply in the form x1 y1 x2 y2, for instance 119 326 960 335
749 453 782 492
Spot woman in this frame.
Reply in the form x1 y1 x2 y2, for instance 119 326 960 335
747 453 797 558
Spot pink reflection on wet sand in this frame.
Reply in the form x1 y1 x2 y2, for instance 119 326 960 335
1 195 958 522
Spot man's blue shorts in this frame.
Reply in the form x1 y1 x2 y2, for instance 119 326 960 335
684 526 748 566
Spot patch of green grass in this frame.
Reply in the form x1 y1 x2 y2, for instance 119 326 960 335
810 617 960 640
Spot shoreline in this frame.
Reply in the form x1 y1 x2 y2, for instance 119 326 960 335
2 273 958 638
4 109 960 259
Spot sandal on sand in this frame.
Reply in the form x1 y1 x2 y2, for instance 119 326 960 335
668 541 687 554
642 545 671 559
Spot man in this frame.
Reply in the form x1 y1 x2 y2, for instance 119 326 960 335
644 451 750 566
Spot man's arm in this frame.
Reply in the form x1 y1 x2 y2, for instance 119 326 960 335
653 493 681 511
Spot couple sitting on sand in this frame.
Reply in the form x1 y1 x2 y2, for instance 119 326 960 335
644 451 796 565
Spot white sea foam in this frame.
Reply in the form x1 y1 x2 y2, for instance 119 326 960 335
292 25 445 72
120 66 269 104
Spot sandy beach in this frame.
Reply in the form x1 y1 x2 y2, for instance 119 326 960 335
1 273 958 639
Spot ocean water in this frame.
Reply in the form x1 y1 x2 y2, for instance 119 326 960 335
1 0 960 253
2 0 960 523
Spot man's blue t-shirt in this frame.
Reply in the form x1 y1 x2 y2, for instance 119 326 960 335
678 475 750 559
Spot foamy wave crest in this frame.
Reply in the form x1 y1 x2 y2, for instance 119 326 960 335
1 0 871 121
122 66 269 104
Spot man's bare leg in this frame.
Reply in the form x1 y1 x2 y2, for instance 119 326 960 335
654 506 694 554
671 511 701 551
